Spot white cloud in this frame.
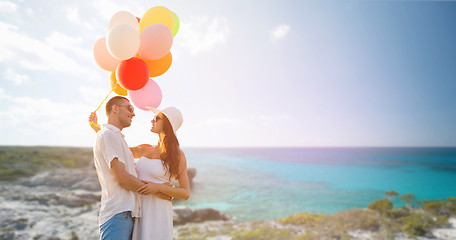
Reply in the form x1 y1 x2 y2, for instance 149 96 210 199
270 24 290 43
0 1 18 13
65 6 80 24
64 6 98 32
79 85 112 106
91 0 125 21
25 8 33 15
176 16 230 55
46 31 83 49
249 114 291 126
195 117 241 127
193 114 291 128
4 67 30 85
0 21 93 75
0 95 90 140
45 31 92 60
0 88 12 100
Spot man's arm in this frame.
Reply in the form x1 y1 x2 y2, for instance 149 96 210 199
111 158 144 191
111 158 172 200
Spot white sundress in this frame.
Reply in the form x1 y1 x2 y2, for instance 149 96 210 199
132 156 173 240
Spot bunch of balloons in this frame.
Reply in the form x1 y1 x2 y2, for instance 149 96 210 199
93 6 179 110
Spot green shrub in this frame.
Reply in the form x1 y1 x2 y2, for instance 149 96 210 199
280 212 326 227
400 194 417 209
423 201 451 216
385 190 398 200
368 199 393 215
400 212 436 237
0 146 93 181
386 207 410 219
332 209 381 232
234 226 295 240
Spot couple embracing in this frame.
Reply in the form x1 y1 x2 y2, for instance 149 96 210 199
88 96 190 240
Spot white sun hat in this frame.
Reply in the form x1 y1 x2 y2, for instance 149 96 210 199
145 106 183 133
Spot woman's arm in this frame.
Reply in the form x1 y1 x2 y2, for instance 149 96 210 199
138 151 191 200
130 144 153 158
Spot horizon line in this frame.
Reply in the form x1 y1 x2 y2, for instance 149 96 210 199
1 145 455 149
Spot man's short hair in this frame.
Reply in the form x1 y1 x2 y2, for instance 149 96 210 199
106 96 129 116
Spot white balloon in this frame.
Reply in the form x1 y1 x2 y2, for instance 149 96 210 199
106 24 140 60
109 11 140 34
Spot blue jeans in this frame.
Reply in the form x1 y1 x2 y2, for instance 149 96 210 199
100 211 133 240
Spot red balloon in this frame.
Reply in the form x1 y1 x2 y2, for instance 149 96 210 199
116 57 149 91
136 17 141 22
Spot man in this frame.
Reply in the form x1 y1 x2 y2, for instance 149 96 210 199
90 96 169 240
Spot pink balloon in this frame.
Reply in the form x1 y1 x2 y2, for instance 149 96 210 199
93 37 120 71
128 79 162 110
139 24 173 60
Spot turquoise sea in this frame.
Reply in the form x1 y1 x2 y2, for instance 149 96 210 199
176 147 456 221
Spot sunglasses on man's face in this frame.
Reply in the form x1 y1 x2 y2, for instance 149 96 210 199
118 105 135 113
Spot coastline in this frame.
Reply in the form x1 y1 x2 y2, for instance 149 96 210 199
2 169 456 239
2 146 456 239
173 217 456 240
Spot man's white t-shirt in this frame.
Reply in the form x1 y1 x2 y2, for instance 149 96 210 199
93 124 141 226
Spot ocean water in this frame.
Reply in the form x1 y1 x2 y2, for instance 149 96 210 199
176 147 456 221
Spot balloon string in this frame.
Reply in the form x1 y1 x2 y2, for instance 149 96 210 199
90 88 115 130
94 88 114 112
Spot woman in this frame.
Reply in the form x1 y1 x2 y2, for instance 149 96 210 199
89 106 190 240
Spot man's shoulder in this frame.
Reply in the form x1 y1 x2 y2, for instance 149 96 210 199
94 128 118 146
98 127 116 137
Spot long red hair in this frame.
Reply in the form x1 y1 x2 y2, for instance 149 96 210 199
158 112 181 180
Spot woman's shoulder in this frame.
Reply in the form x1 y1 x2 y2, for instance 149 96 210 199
177 147 185 155
178 148 186 161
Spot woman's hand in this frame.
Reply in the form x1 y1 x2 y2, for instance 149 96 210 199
88 112 101 133
137 180 161 195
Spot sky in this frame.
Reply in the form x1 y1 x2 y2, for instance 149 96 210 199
0 0 455 147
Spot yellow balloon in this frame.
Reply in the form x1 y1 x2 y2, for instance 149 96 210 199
110 72 128 96
140 6 174 32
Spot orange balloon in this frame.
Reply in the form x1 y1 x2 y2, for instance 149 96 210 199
142 52 172 77
109 72 128 96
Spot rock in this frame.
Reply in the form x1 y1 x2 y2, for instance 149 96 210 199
32 235 61 240
187 168 197 186
70 175 100 192
11 218 28 231
20 192 100 208
193 208 230 222
174 207 194 221
24 194 55 205
173 207 230 226
18 170 99 192
55 193 100 208
0 228 15 240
